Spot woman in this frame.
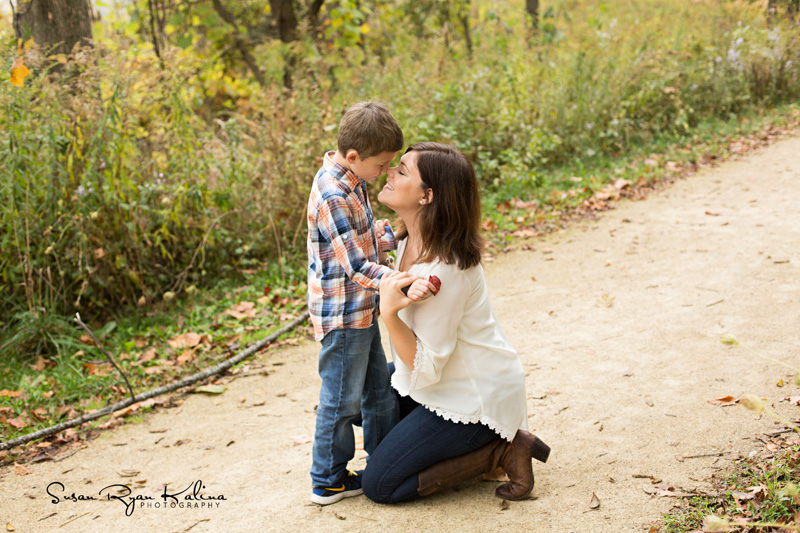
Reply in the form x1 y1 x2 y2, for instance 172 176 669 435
362 142 549 504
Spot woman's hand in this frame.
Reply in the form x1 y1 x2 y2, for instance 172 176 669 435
380 271 426 316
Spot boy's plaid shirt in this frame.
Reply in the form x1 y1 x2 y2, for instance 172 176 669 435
307 151 396 341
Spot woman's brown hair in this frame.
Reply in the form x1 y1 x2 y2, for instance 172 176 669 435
395 142 484 270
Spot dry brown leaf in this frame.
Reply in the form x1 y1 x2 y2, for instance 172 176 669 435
589 492 601 509
15 463 32 476
94 247 105 259
6 523 15 532
177 350 196 364
499 499 510 511
79 334 95 345
731 486 765 501
139 348 157 363
483 467 510 482
707 395 738 407
5 417 27 429
0 389 21 398
168 332 203 349
32 356 47 372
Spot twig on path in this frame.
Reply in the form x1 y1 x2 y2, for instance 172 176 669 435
59 512 91 527
676 451 729 462
763 428 800 437
181 518 211 532
74 313 136 403
0 310 310 452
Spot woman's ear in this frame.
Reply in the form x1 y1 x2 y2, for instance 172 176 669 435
424 189 434 204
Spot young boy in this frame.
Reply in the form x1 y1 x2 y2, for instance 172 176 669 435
307 101 408 505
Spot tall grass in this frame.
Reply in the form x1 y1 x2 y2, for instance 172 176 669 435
1 0 799 357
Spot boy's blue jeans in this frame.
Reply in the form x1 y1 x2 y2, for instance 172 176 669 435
310 322 399 487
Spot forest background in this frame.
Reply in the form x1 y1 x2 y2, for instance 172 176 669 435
1 0 800 448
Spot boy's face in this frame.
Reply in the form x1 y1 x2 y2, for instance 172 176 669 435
346 150 397 182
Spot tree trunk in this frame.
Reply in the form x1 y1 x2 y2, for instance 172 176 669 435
767 0 778 24
526 0 539 30
269 0 299 89
13 0 93 56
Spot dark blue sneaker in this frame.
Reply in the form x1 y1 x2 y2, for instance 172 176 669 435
310 470 364 505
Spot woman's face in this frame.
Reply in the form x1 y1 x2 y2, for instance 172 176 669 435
378 151 428 213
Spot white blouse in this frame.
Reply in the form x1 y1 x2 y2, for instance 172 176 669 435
389 239 529 441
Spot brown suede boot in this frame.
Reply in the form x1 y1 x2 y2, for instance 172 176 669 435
417 430 550 500
495 430 550 501
417 438 507 496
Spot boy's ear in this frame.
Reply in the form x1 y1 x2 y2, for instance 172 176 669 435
345 149 360 165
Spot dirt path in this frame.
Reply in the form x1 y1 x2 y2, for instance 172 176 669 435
3 136 800 533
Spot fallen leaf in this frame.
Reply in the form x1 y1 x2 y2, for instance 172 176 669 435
94 247 105 259
731 486 765 501
0 389 21 398
707 395 737 407
6 523 15 531
79 334 95 346
483 467 510 482
195 384 226 395
139 348 157 363
15 463 32 476
5 417 27 429
499 499 510 510
176 350 196 364
333 512 346 520
168 332 203 349
589 492 601 509
32 356 47 372
292 434 313 446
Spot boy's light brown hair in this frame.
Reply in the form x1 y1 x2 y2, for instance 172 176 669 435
337 102 404 159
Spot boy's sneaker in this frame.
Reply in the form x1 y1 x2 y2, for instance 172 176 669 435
310 470 364 505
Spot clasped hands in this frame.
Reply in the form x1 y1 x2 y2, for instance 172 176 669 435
379 270 436 316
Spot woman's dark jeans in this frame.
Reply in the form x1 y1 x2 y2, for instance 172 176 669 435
362 364 498 504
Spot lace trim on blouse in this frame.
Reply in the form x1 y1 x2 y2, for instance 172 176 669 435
405 336 425 394
422 404 515 441
405 326 516 442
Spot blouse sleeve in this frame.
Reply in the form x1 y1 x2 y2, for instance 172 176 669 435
391 266 471 396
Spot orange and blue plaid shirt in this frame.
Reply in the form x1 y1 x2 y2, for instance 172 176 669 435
307 151 396 341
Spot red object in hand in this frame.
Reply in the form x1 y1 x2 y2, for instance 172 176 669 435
428 275 442 295
400 275 442 296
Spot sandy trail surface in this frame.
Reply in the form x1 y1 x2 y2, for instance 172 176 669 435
2 136 800 533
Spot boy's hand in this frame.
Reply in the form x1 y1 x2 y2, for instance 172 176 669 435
403 277 437 302
375 219 391 239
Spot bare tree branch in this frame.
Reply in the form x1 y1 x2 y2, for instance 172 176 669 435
74 313 136 403
210 0 267 87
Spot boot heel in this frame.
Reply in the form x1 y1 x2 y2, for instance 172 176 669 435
530 436 550 463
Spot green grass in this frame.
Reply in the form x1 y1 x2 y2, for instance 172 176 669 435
659 445 800 532
0 263 308 451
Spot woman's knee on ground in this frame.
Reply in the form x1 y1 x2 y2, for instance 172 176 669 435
361 466 397 504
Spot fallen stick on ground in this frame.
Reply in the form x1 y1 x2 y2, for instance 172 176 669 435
0 310 310 452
